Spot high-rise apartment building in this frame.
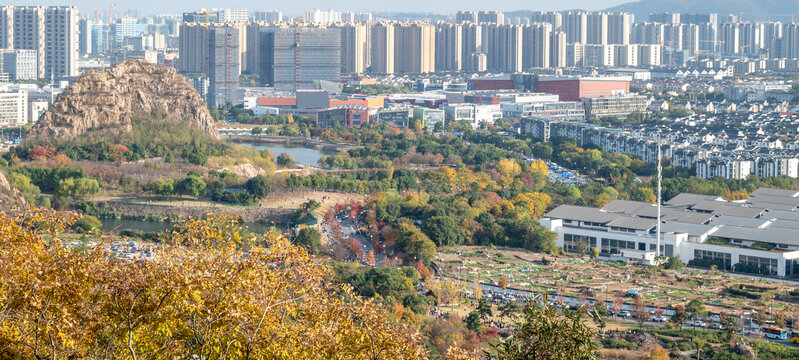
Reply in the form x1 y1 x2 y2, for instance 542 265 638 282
307 9 341 25
586 12 608 45
179 23 209 73
478 11 505 25
259 27 341 90
251 10 283 23
0 7 11 49
583 44 615 67
456 11 478 24
523 23 551 69
394 23 435 73
208 26 240 106
549 31 567 68
720 23 740 54
607 13 633 45
530 12 562 32
370 23 395 74
335 23 367 73
0 49 37 80
563 12 587 44
79 19 93 54
483 24 522 72
615 44 638 66
638 44 662 66
649 13 680 24
1 6 45 78
435 22 462 71
462 23 483 71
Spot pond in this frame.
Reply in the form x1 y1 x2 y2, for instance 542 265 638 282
235 142 337 167
100 218 275 235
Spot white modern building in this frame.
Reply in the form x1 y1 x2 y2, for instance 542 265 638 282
0 89 28 126
540 188 799 278
0 49 37 80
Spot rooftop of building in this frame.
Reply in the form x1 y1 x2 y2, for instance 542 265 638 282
543 187 799 248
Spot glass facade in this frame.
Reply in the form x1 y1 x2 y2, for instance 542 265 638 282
738 255 778 275
563 233 596 253
600 238 636 255
693 249 732 270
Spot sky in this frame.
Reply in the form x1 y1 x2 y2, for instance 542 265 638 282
11 0 632 16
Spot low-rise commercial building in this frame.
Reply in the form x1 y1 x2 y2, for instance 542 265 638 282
582 94 648 119
541 188 799 278
316 106 370 128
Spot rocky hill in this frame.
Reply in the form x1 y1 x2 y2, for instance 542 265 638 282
29 59 218 141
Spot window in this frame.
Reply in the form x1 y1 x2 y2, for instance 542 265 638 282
737 255 778 275
600 238 636 255
564 233 596 253
693 250 732 270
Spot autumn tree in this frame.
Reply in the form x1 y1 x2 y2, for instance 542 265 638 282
488 295 596 360
0 209 429 359
498 274 509 290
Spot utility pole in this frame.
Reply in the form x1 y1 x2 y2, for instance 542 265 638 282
656 137 663 259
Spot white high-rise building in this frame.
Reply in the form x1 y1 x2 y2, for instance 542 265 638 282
563 12 587 44
0 49 37 80
335 23 367 73
44 6 79 78
607 13 633 45
615 44 638 67
0 89 28 126
586 12 608 45
523 23 552 69
251 10 282 23
583 44 615 67
307 9 342 25
220 9 249 23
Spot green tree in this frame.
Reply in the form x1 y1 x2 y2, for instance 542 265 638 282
250 126 263 135
245 175 271 199
394 223 436 264
465 311 483 333
57 177 100 197
477 298 493 321
488 295 596 360
72 215 102 234
175 175 206 198
276 153 295 167
421 215 464 246
670 305 687 329
144 178 175 196
498 301 521 327
663 256 684 270
295 227 321 254
686 299 706 320
402 294 430 315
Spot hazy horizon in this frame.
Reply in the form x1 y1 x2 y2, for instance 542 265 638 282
8 0 631 16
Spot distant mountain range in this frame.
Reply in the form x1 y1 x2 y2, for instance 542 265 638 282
605 0 799 22
377 1 798 22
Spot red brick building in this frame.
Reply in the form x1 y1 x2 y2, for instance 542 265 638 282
536 76 631 102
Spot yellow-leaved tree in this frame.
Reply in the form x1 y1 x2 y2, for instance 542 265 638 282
0 209 428 359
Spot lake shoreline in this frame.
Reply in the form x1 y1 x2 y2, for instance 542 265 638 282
225 135 352 152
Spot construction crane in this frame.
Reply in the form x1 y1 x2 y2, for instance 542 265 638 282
739 44 751 57
767 14 796 24
196 8 211 27
109 2 116 24
293 17 308 90
699 39 725 55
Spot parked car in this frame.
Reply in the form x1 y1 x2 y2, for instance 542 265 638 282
693 321 708 327
709 323 723 329
652 316 668 322
616 311 631 318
